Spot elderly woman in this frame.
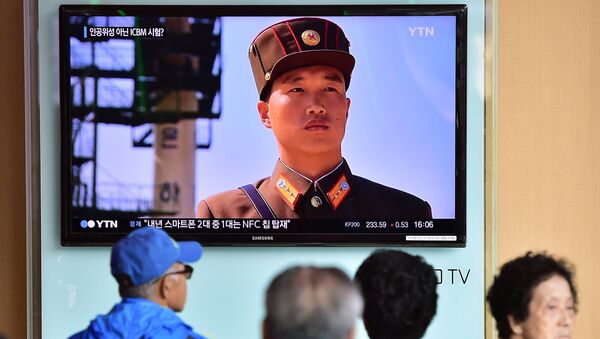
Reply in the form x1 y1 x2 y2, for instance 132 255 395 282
487 252 577 339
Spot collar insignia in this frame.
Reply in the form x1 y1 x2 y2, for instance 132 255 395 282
327 175 351 210
275 173 301 209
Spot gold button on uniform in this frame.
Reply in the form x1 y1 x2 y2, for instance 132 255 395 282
310 196 322 208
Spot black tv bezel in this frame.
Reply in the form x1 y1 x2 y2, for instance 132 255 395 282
59 4 467 247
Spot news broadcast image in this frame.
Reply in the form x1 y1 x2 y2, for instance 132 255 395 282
66 13 460 245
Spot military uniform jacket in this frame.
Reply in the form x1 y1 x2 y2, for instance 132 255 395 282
196 159 432 219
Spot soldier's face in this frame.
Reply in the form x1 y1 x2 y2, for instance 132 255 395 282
258 65 351 158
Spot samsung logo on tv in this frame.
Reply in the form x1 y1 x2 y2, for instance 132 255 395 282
80 220 118 229
252 236 273 241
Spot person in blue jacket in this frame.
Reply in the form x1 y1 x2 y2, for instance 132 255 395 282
70 227 206 339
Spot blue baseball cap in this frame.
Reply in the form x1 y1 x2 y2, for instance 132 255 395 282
110 227 203 286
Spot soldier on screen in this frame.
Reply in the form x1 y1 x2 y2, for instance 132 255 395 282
196 17 432 219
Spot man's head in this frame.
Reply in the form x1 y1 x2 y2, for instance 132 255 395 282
355 250 438 339
248 17 355 101
111 227 202 312
249 18 355 163
263 266 362 339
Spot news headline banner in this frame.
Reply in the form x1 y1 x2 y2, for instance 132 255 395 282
72 218 461 245
84 26 166 39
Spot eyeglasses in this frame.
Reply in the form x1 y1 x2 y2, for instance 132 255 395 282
163 264 194 280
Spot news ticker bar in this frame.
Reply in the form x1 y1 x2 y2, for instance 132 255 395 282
73 218 459 237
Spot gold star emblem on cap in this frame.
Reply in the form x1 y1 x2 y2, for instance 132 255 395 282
301 30 320 47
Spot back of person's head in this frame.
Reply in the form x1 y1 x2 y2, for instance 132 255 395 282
110 227 202 307
264 266 362 339
354 250 438 339
486 252 577 339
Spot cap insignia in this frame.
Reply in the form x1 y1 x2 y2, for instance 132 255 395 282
301 30 320 47
327 175 351 210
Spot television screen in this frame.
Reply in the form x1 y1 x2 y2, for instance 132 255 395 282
60 5 467 246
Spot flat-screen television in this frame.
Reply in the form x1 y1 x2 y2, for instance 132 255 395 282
60 5 467 246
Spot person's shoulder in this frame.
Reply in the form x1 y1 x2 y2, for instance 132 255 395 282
352 175 432 218
196 188 249 218
196 178 268 218
146 316 206 339
202 188 248 206
135 300 206 338
149 322 207 339
352 176 424 201
67 330 86 339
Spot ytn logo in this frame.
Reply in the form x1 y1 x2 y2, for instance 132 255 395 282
408 26 435 37
80 220 118 229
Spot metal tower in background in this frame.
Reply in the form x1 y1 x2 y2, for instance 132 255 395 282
69 15 221 219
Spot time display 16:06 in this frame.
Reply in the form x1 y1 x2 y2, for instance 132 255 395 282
346 221 435 228
391 221 434 228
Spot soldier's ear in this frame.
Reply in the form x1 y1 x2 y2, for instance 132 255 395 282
345 97 351 119
258 101 272 129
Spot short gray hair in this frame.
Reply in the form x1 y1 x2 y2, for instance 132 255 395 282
119 264 181 299
119 278 156 299
265 266 362 339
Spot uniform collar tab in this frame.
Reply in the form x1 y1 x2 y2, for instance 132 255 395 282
271 158 352 210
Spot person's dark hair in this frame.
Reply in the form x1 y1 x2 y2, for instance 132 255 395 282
486 252 578 339
265 266 362 339
354 250 438 339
